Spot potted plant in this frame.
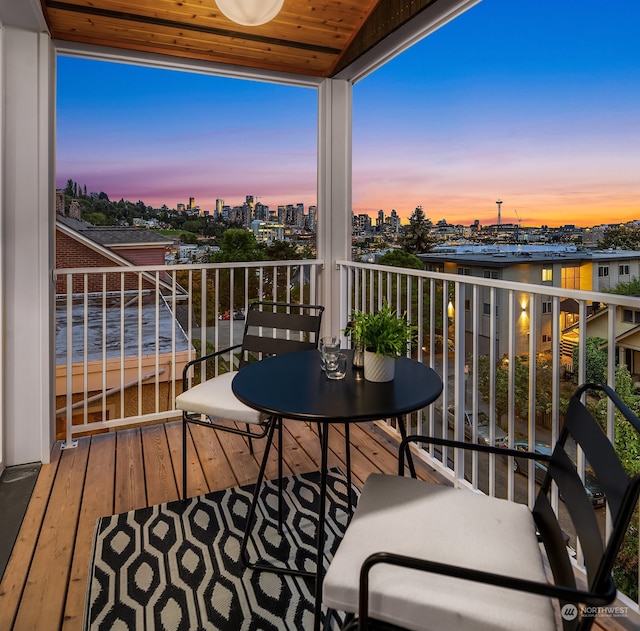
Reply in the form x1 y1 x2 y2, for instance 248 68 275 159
345 302 416 382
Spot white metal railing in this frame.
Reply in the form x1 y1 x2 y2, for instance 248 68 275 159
55 260 322 445
338 259 640 612
54 256 639 610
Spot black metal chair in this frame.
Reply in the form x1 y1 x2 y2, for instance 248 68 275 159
176 301 324 502
323 383 640 631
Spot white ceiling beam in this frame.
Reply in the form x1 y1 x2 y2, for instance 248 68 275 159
54 40 324 90
333 0 482 84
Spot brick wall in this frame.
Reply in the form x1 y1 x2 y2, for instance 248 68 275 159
56 230 165 294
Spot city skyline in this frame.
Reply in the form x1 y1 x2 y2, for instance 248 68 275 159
55 0 639 227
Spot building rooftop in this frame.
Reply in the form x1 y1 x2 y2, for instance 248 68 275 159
419 244 640 267
55 292 190 364
57 215 173 247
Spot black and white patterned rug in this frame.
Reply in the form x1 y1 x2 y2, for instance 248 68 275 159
84 469 355 630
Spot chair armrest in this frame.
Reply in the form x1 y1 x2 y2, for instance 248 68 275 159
356 551 616 629
182 342 243 389
398 434 551 476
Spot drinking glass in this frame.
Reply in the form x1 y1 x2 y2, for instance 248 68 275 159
325 352 347 380
319 336 340 370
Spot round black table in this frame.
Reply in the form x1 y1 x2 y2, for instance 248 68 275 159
232 349 443 630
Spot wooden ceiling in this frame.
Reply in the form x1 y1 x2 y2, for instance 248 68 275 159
40 0 443 78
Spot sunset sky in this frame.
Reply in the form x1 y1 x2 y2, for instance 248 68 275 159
56 0 640 228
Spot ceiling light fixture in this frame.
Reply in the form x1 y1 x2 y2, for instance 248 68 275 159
215 0 285 26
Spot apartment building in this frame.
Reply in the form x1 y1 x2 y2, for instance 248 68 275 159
419 244 640 358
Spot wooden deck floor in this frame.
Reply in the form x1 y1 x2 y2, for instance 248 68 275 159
0 419 632 631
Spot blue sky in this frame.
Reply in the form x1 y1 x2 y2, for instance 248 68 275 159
56 0 640 226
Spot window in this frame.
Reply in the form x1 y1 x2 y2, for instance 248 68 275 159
483 269 500 279
623 309 640 324
542 334 552 343
542 268 553 282
542 301 552 314
426 263 443 273
457 267 470 276
598 266 609 277
561 266 580 290
619 264 630 276
483 303 499 316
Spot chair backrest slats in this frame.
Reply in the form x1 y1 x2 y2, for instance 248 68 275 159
242 334 317 359
246 308 321 333
238 301 323 369
533 383 640 630
532 492 577 591
562 397 628 518
548 449 604 576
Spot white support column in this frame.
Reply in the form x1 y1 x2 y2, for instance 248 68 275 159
0 23 3 475
1 26 56 465
317 78 352 337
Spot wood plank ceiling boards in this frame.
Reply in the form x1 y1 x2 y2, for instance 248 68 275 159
41 0 448 78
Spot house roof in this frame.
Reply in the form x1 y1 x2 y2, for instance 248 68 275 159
57 215 173 247
56 292 191 364
36 0 472 81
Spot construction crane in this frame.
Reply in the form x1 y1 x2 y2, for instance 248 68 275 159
514 209 522 242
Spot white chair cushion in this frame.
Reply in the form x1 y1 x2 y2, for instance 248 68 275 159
323 473 557 631
175 371 269 425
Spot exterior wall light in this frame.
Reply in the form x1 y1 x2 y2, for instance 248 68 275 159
215 0 285 26
447 300 455 319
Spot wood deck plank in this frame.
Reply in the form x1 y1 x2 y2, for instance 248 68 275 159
168 421 210 498
247 421 295 483
280 420 319 476
1 420 632 631
62 433 116 631
114 428 146 513
0 443 62 631
13 439 90 631
213 424 261 487
141 423 179 506
187 423 238 493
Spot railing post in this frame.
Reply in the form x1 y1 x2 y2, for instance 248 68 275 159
62 274 77 450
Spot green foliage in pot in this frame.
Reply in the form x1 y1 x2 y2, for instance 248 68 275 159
345 302 416 357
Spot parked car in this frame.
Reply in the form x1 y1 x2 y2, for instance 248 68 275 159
447 407 508 446
510 440 606 508
219 309 245 321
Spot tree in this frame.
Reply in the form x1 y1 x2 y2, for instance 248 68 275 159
604 276 640 296
210 229 266 263
476 354 568 425
400 206 436 254
590 365 640 601
477 355 529 421
378 249 424 270
182 218 206 235
571 337 607 385
210 229 267 312
598 225 640 250
180 232 198 244
263 240 300 261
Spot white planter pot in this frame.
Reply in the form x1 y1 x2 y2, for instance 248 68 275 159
364 350 396 382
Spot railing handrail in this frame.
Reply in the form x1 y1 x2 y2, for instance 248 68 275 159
337 259 640 308
55 258 325 277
